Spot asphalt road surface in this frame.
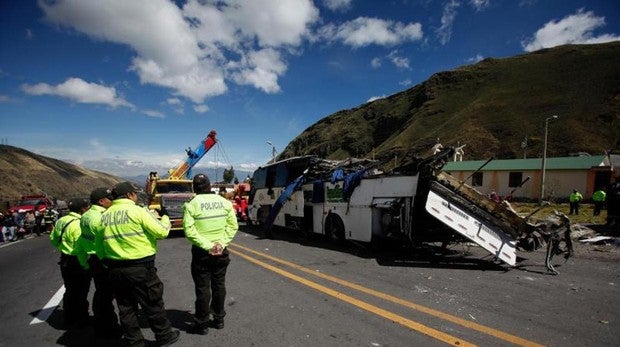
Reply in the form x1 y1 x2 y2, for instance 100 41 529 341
0 225 618 346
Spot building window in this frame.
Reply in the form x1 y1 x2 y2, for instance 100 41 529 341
509 172 523 188
471 172 483 186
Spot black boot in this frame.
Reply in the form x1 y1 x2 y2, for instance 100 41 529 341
187 322 208 335
208 319 224 329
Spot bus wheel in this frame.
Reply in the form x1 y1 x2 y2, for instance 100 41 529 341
256 208 266 226
325 215 345 243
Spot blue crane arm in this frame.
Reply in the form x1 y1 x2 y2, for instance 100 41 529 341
168 130 217 179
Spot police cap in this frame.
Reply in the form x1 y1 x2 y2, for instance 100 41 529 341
68 198 89 213
112 181 142 199
193 174 210 186
90 187 113 203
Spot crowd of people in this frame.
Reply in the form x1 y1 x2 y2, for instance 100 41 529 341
0 207 59 243
47 174 238 346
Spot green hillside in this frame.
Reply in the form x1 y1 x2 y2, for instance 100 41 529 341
280 42 620 169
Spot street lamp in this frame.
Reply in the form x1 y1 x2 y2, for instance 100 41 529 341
539 115 559 204
266 141 277 163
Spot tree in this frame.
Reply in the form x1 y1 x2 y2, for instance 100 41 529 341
223 166 235 183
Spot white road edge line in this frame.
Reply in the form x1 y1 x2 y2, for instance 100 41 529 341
30 285 65 325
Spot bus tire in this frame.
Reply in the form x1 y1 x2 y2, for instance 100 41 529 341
325 214 345 243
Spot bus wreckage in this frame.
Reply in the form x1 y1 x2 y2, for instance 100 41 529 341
247 147 573 274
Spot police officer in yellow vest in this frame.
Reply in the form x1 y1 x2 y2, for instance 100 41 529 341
569 189 583 215
75 187 121 338
50 198 91 328
592 187 607 216
95 181 180 347
184 174 238 335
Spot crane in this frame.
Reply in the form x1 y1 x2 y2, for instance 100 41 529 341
145 129 218 232
168 130 217 179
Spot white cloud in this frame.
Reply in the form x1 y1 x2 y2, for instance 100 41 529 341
166 97 181 105
231 48 287 93
143 109 165 118
219 0 319 47
436 0 460 45
470 0 490 11
193 104 209 113
320 17 423 48
371 57 381 68
165 97 184 114
239 162 259 171
399 79 412 86
21 77 133 108
25 29 33 40
31 139 258 178
323 0 352 12
0 94 13 103
38 0 320 104
367 95 386 103
388 50 410 69
522 9 620 52
467 54 484 63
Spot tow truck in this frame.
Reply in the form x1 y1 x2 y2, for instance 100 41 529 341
247 147 572 274
146 130 217 231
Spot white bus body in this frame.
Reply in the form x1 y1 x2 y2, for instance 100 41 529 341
247 151 571 270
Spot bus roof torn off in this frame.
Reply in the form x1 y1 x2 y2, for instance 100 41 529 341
247 147 572 275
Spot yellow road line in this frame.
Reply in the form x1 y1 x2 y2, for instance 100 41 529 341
230 243 544 347
230 248 474 346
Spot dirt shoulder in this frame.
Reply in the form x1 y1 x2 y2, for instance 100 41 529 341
569 223 620 262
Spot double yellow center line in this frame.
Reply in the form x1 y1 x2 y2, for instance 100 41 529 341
229 243 544 347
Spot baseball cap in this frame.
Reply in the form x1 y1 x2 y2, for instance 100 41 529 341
193 174 210 186
112 181 142 198
68 198 89 212
90 187 113 203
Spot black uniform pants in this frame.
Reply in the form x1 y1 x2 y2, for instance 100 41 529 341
59 254 92 326
107 259 174 346
593 201 604 216
88 256 120 335
191 245 231 326
569 202 580 215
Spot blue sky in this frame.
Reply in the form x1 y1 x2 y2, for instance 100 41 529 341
1 0 619 179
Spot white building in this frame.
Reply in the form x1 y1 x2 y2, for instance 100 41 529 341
442 155 616 201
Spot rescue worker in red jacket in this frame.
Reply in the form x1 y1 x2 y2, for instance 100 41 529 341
50 198 91 328
184 174 238 335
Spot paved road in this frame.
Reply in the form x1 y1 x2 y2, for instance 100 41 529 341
0 226 618 346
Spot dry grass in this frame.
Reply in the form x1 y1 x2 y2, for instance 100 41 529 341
512 202 608 225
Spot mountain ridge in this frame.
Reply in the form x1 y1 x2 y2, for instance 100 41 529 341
0 145 124 205
280 42 620 169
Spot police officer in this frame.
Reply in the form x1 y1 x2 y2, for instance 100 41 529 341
75 187 121 338
592 187 606 216
50 198 91 328
184 174 238 335
95 181 180 347
569 189 583 215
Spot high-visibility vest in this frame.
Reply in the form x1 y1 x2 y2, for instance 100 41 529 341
569 192 583 202
183 193 238 252
593 190 606 202
96 199 170 260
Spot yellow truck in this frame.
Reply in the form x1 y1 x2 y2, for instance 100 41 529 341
146 130 217 231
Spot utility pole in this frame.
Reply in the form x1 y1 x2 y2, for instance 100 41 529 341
539 115 559 205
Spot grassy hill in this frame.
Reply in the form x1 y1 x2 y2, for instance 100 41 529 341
280 42 620 169
0 145 123 209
